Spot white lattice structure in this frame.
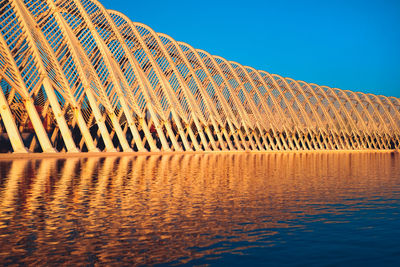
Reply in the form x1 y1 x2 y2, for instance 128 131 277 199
0 0 399 153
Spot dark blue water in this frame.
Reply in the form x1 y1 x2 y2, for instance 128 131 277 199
0 152 399 266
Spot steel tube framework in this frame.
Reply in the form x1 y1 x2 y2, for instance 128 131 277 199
0 0 399 153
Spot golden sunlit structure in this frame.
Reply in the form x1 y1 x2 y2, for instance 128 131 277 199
0 0 399 153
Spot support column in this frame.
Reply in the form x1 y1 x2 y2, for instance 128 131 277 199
265 131 276 150
128 120 147 152
221 127 235 150
109 113 133 152
210 116 228 150
24 99 56 153
237 127 250 150
185 120 201 151
259 129 271 150
254 123 266 150
278 129 289 150
170 110 186 151
192 116 210 151
146 104 171 151
154 119 172 152
271 127 284 150
170 110 190 151
165 120 183 151
139 117 159 152
116 96 146 152
85 90 116 152
75 109 99 152
242 123 257 150
0 87 28 153
42 78 79 153
227 119 243 150
204 126 218 150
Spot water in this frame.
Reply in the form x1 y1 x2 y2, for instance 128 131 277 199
0 152 399 266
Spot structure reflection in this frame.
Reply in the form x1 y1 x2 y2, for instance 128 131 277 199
0 152 399 265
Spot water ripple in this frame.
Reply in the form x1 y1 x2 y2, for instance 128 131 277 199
0 152 399 265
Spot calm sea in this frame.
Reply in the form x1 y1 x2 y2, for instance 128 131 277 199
0 152 399 266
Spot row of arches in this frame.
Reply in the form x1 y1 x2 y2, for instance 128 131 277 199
0 0 399 153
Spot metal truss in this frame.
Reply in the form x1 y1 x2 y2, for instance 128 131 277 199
0 0 399 153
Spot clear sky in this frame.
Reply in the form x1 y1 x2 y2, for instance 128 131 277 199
101 0 400 98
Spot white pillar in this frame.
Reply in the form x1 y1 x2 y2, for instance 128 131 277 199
85 90 117 152
24 99 56 153
42 78 79 153
0 86 28 153
75 109 99 152
117 96 146 151
109 113 133 152
139 117 159 152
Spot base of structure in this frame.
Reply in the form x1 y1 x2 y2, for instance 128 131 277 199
12 147 29 154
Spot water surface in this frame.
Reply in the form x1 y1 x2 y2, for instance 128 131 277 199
0 152 399 265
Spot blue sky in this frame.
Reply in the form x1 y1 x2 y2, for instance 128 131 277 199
101 0 400 98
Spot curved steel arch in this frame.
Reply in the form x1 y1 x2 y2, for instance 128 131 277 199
0 0 398 153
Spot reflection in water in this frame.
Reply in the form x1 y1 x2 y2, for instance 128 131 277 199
0 152 399 265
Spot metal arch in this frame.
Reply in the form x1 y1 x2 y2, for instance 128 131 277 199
227 61 276 150
131 26 211 151
102 14 193 151
245 67 295 149
296 81 346 149
379 96 400 129
242 66 288 150
62 1 179 151
271 74 319 149
350 91 392 148
195 50 258 150
193 49 246 130
169 38 236 150
320 86 368 149
176 43 247 150
366 93 398 133
308 83 355 149
37 2 119 152
366 93 400 146
285 78 333 149
87 0 187 152
151 31 229 150
0 0 398 153
212 56 265 150
41 0 147 152
13 0 103 153
335 89 382 149
258 71 305 149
